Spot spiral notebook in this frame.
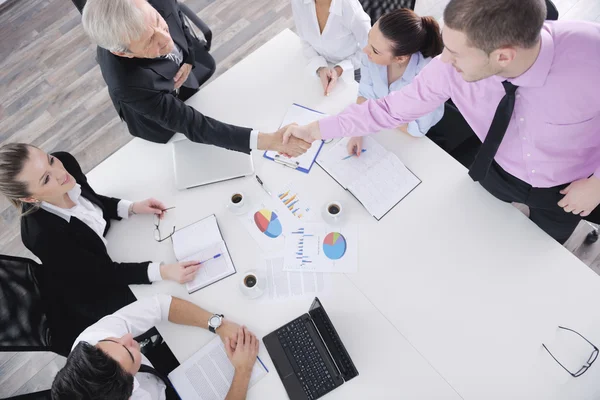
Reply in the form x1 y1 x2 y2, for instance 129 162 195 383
317 137 421 220
171 214 236 294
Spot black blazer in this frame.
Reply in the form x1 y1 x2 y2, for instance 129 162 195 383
21 152 149 334
97 0 252 152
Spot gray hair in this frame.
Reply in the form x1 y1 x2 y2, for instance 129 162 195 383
82 0 148 53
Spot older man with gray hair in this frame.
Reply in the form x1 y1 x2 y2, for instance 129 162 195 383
81 0 310 156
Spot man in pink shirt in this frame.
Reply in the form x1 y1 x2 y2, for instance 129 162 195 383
285 0 600 243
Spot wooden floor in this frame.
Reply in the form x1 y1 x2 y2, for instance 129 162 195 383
0 0 599 396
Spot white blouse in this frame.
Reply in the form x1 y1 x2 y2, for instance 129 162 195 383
291 0 371 77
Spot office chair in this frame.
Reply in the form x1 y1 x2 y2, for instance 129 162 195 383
545 0 559 21
359 0 416 24
71 0 215 86
0 255 53 353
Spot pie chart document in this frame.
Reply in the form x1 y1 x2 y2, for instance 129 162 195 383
283 223 358 273
239 199 296 252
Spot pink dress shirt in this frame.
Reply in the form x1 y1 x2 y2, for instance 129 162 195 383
318 21 600 188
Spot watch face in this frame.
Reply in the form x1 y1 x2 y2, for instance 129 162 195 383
210 315 222 328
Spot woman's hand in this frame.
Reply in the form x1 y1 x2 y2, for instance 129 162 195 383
160 260 201 283
132 198 168 219
317 66 341 96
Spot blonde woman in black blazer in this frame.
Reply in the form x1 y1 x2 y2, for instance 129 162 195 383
0 143 200 344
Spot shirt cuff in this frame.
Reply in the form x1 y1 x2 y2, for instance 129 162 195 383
335 60 354 78
117 200 133 219
249 129 259 150
157 294 173 321
319 116 343 140
406 121 426 137
148 262 163 282
594 168 600 180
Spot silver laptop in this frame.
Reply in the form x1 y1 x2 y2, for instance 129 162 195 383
172 139 254 190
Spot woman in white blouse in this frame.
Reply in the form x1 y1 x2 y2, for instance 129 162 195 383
292 0 371 95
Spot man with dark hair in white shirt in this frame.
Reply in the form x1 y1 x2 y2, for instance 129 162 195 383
51 295 259 400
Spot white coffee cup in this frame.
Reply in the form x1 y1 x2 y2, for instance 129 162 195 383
228 192 246 215
323 201 343 224
239 270 265 299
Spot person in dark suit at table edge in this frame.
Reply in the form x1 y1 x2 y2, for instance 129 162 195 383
81 0 311 156
0 143 203 351
283 0 600 244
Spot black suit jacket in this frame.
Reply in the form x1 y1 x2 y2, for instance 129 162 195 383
97 0 252 152
21 152 149 338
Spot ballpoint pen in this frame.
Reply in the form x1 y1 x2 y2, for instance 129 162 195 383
255 175 273 196
198 253 222 264
342 149 367 160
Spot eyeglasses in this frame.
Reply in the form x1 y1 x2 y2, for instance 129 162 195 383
153 207 176 242
542 326 598 377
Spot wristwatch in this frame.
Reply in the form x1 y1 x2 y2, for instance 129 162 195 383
208 314 224 333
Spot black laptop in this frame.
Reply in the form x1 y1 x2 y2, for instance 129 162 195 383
263 298 359 400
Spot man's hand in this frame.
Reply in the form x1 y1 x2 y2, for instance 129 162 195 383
257 125 311 157
174 63 193 89
217 319 241 350
282 121 322 145
558 176 600 216
317 66 341 96
225 326 259 374
132 198 168 218
160 260 201 283
347 137 364 157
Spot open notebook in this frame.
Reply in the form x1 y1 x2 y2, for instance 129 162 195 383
168 336 268 400
172 214 236 294
317 137 421 220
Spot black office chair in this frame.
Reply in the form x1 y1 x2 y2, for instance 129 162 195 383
0 255 53 352
545 0 559 21
71 0 215 86
0 255 57 400
359 0 416 23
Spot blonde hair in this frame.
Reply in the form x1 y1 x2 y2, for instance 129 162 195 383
0 143 40 216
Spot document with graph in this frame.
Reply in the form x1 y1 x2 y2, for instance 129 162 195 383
317 137 421 220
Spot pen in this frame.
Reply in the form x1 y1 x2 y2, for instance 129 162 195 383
342 149 367 160
255 175 273 197
198 253 222 264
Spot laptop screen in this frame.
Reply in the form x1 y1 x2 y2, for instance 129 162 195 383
309 297 359 381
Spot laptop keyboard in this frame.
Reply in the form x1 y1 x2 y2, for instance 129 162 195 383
277 318 336 400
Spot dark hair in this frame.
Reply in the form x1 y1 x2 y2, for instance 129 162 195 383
378 8 443 59
51 342 134 400
0 143 39 216
444 0 546 54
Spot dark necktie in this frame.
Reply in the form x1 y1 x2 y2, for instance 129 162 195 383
138 364 180 400
468 80 519 181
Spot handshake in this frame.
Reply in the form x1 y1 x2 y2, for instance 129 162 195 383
258 122 322 157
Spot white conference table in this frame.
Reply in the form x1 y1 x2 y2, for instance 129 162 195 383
88 29 600 400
